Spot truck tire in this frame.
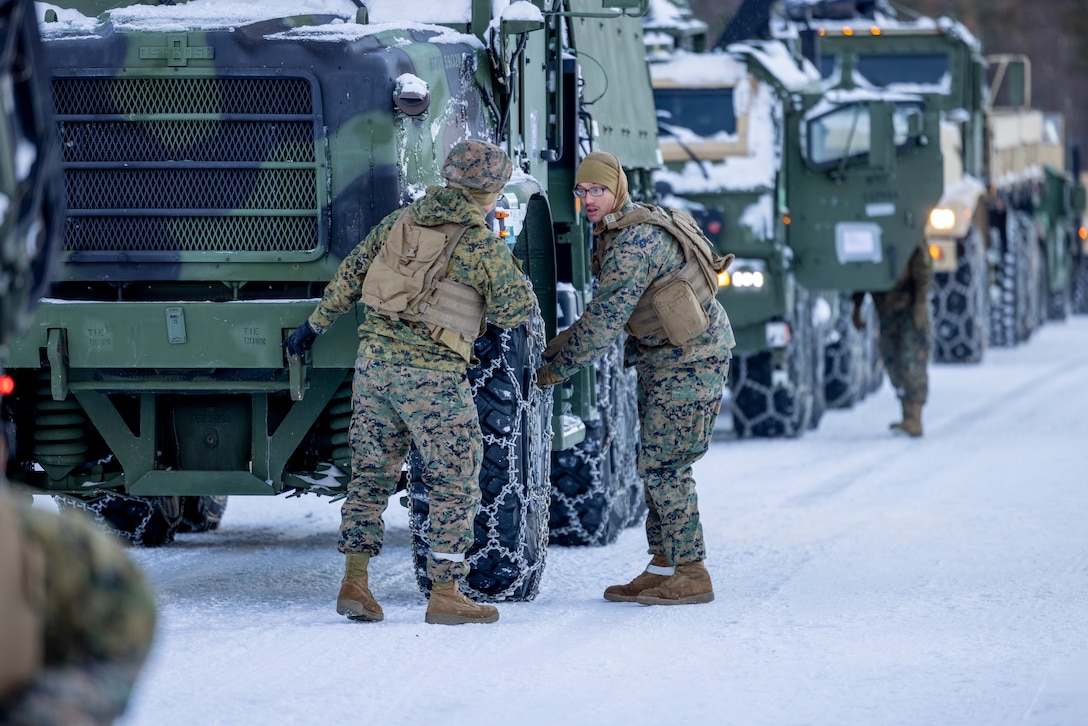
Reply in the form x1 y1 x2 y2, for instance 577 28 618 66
1072 253 1088 314
932 224 987 363
177 495 229 533
548 337 643 547
408 321 551 602
991 211 1038 346
54 491 183 546
1044 227 1072 321
730 289 819 438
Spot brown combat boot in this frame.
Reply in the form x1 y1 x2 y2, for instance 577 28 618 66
425 581 499 625
635 561 714 606
890 401 923 437
603 555 674 602
336 553 383 622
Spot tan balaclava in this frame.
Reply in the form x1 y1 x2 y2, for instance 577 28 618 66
575 151 629 227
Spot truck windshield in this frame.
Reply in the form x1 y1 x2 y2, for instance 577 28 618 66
653 87 736 137
820 53 949 88
805 101 924 168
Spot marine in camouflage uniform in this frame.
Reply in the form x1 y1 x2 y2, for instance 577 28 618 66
1 490 156 726
285 140 536 625
854 243 932 437
536 151 735 606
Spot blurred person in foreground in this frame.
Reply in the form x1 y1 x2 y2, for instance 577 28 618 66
0 486 157 725
536 151 735 606
283 140 536 625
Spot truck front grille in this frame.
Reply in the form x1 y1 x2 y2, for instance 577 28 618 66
53 75 326 259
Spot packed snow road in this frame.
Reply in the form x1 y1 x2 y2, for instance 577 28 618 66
71 318 1088 725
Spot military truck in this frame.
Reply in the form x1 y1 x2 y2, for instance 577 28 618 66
795 1 1085 363
646 0 937 437
1 0 658 602
647 38 833 437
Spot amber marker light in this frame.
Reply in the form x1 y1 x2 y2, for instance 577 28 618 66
928 244 943 262
843 27 854 36
1079 226 1087 241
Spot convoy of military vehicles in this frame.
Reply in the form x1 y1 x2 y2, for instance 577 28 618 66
1 0 1082 601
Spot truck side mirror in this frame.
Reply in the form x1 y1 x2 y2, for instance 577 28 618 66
500 13 544 37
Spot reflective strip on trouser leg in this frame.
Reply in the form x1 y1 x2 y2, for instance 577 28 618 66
339 357 411 555
636 363 725 565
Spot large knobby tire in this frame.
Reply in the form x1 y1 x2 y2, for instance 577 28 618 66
730 289 819 438
1044 226 1073 321
1072 252 1088 314
548 337 643 547
991 211 1038 347
932 224 987 363
408 320 552 603
177 495 229 533
54 491 183 546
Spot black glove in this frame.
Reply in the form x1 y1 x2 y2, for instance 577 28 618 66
283 321 318 358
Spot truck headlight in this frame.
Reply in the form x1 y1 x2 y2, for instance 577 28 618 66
928 207 956 231
720 258 767 290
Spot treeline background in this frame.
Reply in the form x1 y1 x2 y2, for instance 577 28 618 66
689 0 1088 170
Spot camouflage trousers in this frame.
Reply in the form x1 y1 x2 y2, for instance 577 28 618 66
635 360 728 566
339 357 482 583
873 301 932 405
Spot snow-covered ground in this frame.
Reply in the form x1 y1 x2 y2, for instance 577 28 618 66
80 317 1088 725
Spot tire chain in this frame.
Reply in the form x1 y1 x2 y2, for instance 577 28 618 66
53 490 172 546
547 338 642 547
409 311 553 602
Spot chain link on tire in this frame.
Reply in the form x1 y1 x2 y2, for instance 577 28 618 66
548 337 643 547
409 316 552 602
731 288 819 438
932 224 987 363
54 490 183 546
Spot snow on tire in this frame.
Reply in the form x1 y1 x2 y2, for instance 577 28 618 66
408 320 551 603
548 336 643 547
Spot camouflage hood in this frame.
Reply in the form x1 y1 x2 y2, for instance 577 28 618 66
409 185 488 228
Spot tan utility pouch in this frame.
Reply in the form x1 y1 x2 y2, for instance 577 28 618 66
652 277 710 346
0 497 44 700
361 216 452 315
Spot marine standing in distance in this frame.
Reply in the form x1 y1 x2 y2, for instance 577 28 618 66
854 243 933 437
